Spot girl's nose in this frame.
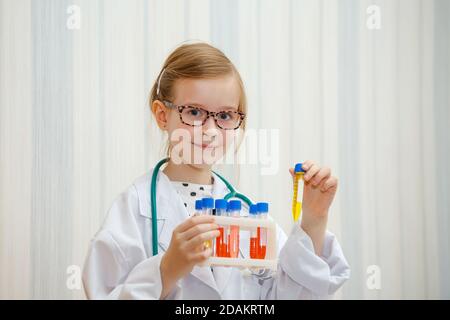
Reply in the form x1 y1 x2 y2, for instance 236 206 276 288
203 116 218 131
203 116 220 137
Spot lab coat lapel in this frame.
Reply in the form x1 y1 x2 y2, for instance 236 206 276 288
155 169 238 296
147 170 186 252
156 171 189 230
157 170 220 294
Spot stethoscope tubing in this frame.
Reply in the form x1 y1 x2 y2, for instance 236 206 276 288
150 157 254 256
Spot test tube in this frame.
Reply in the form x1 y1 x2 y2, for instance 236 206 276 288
249 204 259 259
228 200 241 258
214 199 227 257
194 199 203 216
201 197 214 254
292 163 305 222
225 202 231 257
257 202 268 259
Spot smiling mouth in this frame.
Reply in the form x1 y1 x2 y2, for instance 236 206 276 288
191 142 218 150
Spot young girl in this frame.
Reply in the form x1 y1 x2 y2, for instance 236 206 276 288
82 42 350 299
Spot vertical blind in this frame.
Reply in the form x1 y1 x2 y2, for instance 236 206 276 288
0 0 449 299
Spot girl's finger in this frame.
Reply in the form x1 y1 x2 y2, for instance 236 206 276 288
185 229 221 251
289 168 295 181
311 167 331 187
175 215 215 233
180 223 219 241
302 160 314 171
189 248 213 264
304 164 320 182
321 176 338 192
291 161 313 178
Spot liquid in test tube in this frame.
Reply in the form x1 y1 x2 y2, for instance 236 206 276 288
214 199 227 257
228 200 241 258
225 202 231 257
201 197 214 254
194 199 203 216
249 204 259 259
257 202 268 259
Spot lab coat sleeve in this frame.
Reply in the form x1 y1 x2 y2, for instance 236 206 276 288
259 221 350 299
82 187 165 300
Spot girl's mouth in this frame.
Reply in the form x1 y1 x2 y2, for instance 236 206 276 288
191 142 218 150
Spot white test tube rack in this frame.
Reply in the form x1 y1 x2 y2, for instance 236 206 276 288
206 215 278 270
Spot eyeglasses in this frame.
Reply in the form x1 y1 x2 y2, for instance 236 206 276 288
162 100 245 130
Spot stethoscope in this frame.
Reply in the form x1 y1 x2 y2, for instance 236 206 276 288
150 157 253 256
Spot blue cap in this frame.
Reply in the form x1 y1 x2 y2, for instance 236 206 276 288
249 204 258 215
195 200 203 210
202 197 214 209
257 202 269 213
228 200 241 211
294 163 305 173
215 199 227 210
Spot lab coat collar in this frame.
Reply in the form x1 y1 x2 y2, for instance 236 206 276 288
141 167 234 296
144 168 230 218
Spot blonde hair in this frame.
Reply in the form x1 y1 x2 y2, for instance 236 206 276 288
149 42 248 157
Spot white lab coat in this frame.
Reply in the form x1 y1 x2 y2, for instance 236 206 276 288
82 168 350 300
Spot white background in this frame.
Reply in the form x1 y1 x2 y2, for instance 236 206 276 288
0 0 449 299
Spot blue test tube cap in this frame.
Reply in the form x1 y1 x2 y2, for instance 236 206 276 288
195 199 203 211
228 200 242 211
294 163 305 173
215 199 227 210
202 197 214 209
257 202 269 213
249 204 258 215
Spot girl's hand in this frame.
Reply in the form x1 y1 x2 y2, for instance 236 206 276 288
160 215 219 299
289 160 338 255
289 160 338 218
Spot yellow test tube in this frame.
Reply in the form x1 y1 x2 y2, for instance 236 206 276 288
292 163 305 222
202 198 214 252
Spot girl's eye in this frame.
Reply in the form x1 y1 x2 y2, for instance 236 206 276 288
218 112 232 121
188 109 202 117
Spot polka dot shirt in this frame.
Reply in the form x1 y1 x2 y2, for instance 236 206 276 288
171 179 214 216
171 178 218 277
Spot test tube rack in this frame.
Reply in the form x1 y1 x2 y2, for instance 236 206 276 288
206 215 278 270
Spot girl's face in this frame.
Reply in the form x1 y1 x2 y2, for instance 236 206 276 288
165 74 241 169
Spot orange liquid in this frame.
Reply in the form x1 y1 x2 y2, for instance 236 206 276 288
257 226 267 259
221 244 228 257
215 227 224 257
224 234 231 257
250 237 258 259
229 225 240 258
259 245 267 259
